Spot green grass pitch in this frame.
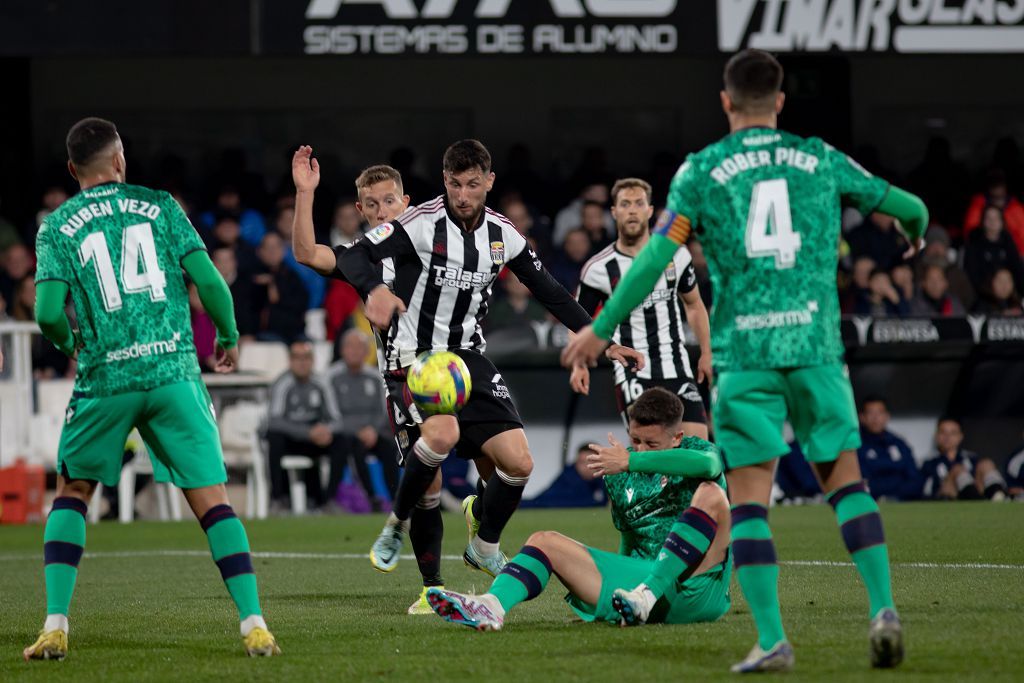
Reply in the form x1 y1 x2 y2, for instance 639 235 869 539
1 503 1021 682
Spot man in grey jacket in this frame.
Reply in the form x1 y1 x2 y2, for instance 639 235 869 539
324 329 400 508
267 340 347 512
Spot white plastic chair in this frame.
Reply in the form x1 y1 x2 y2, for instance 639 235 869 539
238 342 290 379
219 402 270 519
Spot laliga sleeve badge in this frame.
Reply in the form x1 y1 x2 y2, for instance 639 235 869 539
366 223 395 245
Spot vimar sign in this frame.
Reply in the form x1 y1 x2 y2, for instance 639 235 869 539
273 0 1024 55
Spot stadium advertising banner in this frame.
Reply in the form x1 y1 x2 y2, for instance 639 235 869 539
0 0 1021 56
271 0 1024 56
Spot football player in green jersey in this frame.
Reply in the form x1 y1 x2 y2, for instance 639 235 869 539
426 388 731 631
563 50 929 672
24 118 279 660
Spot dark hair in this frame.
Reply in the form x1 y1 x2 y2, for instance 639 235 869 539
581 199 605 212
723 49 784 113
937 415 962 429
611 177 653 205
859 394 888 412
66 117 119 168
443 139 492 175
628 387 683 428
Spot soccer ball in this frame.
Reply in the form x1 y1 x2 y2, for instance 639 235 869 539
405 351 472 415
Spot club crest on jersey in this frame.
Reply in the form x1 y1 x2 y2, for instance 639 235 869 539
366 222 394 245
489 241 505 265
664 262 677 280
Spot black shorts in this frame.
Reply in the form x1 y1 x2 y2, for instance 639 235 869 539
614 374 707 429
384 349 523 465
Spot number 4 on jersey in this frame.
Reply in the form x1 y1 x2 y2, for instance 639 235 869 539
79 222 167 312
745 178 801 269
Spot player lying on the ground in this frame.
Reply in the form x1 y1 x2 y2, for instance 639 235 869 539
427 387 731 631
25 117 278 661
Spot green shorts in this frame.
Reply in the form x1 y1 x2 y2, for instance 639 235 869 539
713 364 860 469
57 380 227 489
565 546 731 625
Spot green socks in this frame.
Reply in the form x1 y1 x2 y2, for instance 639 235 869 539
644 507 718 598
43 497 88 618
731 503 787 651
200 504 262 619
487 546 553 612
827 481 895 617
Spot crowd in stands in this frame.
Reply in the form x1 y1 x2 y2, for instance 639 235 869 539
775 396 1022 503
2 139 1024 509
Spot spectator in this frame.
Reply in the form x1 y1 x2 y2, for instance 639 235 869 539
579 199 613 252
323 330 400 509
520 444 607 508
909 264 965 317
1005 438 1024 499
200 185 266 246
774 442 822 503
499 196 552 259
548 228 592 293
920 417 1008 501
35 185 70 230
254 232 309 343
552 182 613 246
0 213 20 252
266 341 347 513
856 397 922 501
486 271 548 333
963 169 1024 253
211 247 258 342
330 199 364 247
972 268 1023 316
842 255 875 314
916 226 976 308
847 212 907 271
0 244 34 315
273 205 325 308
206 212 259 275
963 205 1024 294
188 283 217 372
890 263 915 302
855 269 908 317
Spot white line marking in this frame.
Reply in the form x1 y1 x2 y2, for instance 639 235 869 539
0 550 1021 570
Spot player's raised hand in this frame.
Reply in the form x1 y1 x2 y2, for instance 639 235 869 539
214 344 239 374
0 345 4 373
561 325 609 369
606 343 645 372
586 432 630 477
292 145 320 193
366 284 406 329
569 363 590 395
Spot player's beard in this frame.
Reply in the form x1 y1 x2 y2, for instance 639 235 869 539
617 219 648 247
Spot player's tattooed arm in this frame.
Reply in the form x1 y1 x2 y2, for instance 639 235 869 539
679 285 713 384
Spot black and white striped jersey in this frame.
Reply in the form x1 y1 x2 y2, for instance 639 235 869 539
340 195 591 370
577 243 697 383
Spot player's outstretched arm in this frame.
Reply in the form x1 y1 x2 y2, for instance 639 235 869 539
34 280 78 357
878 186 929 258
291 146 338 276
587 433 722 480
182 251 240 372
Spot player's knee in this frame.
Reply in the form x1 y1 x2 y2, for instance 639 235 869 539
525 530 559 551
692 481 728 521
499 447 533 480
975 458 996 476
58 478 96 502
421 415 459 454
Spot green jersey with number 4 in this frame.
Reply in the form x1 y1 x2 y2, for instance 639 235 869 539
35 182 206 396
666 127 888 371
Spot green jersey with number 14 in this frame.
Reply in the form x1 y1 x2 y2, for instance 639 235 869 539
35 182 206 396
665 127 888 371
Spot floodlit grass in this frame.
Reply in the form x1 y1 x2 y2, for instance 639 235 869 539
1 503 1021 681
